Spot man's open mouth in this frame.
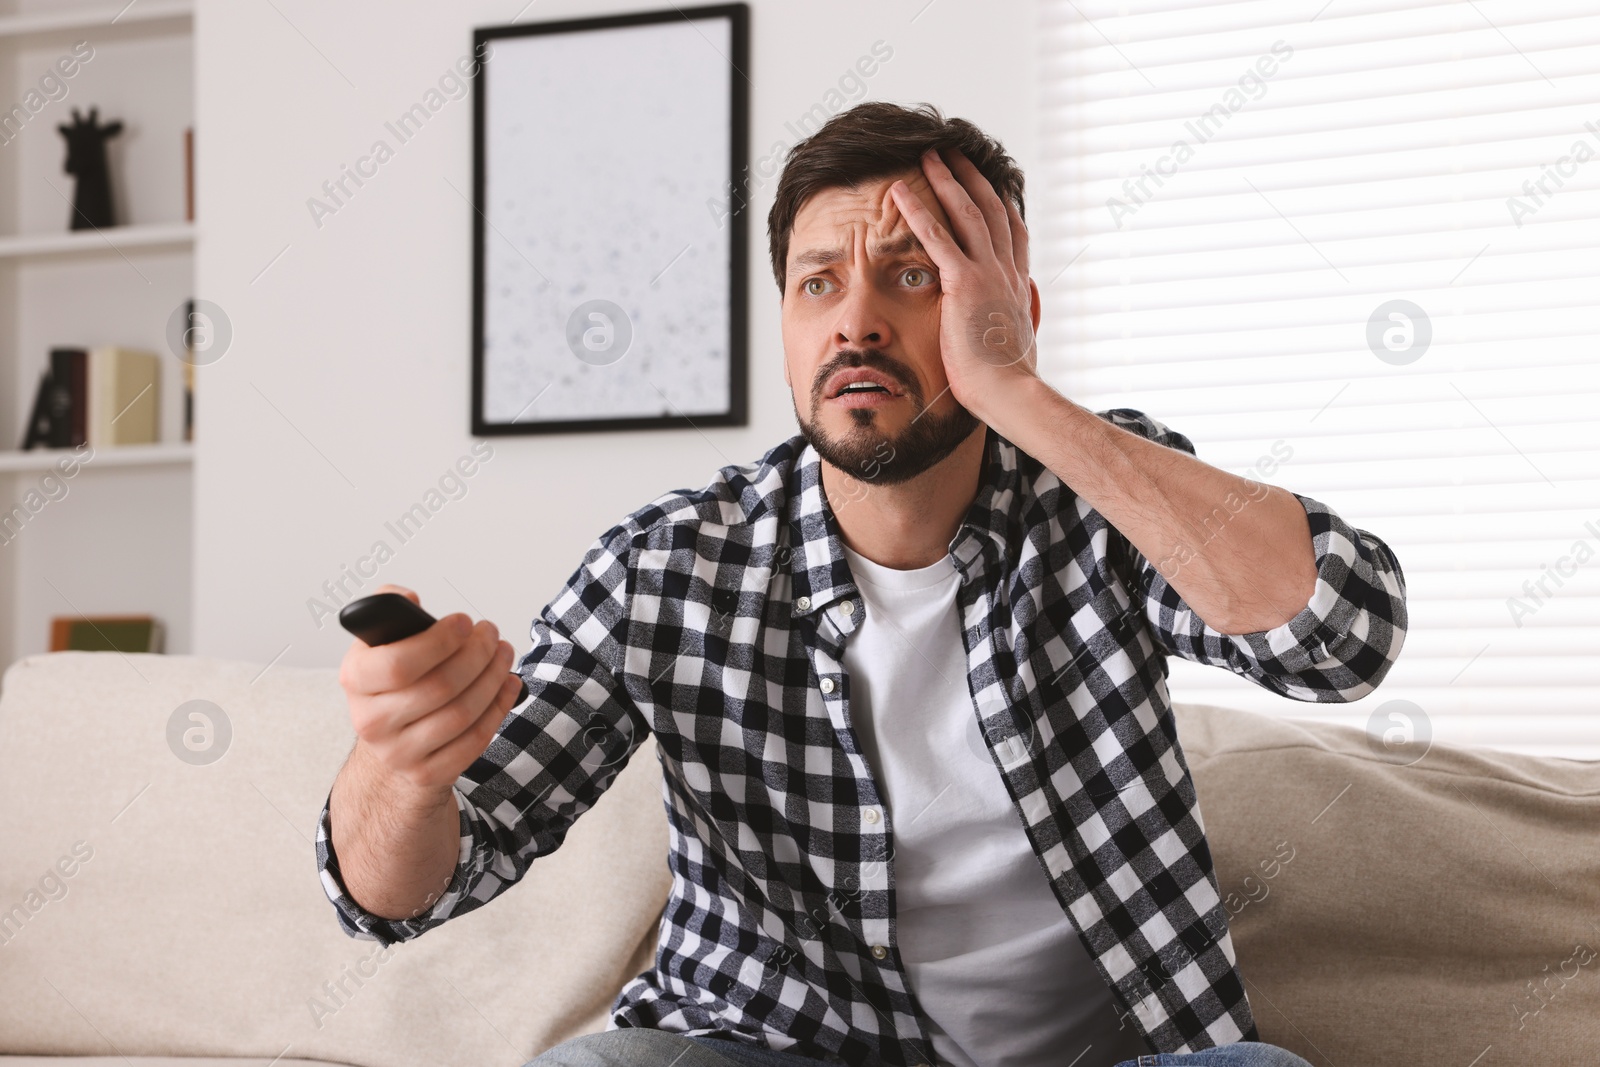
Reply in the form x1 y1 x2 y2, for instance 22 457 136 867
823 366 906 402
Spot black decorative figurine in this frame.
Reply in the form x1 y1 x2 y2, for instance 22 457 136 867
58 106 122 230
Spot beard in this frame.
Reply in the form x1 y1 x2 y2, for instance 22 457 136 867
795 348 982 487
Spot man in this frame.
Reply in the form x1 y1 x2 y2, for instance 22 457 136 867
318 102 1407 1067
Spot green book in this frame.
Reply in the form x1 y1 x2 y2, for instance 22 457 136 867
50 616 164 653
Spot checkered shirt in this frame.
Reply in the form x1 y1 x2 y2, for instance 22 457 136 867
316 408 1408 1066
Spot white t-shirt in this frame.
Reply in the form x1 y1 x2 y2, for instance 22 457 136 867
838 543 1150 1067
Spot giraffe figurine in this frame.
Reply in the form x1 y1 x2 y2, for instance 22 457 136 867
58 106 123 230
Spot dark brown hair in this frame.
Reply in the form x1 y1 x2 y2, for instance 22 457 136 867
767 101 1026 297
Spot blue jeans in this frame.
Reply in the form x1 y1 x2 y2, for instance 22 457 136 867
525 1027 1313 1067
1113 1042 1315 1067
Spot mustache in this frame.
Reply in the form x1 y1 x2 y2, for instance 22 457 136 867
810 349 922 407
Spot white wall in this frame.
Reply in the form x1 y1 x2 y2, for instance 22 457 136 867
193 0 1038 668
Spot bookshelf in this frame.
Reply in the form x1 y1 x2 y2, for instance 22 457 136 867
0 441 192 474
0 0 195 671
0 220 193 259
0 2 193 42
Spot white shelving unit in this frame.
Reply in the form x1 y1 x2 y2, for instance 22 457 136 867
0 442 193 473
0 0 196 669
0 220 193 258
0 2 193 41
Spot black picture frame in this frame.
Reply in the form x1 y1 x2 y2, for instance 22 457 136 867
470 3 750 437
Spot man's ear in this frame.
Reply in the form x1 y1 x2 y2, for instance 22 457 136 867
1028 277 1041 334
778 291 794 392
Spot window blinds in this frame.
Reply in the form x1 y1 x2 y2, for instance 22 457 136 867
1037 0 1600 757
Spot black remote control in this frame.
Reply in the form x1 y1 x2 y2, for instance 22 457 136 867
339 592 437 646
338 592 528 705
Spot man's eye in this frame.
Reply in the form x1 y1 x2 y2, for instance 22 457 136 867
803 277 835 296
902 268 934 288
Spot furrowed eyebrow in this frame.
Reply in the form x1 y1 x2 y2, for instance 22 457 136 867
786 232 930 279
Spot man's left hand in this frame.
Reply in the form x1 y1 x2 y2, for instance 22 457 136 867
888 146 1042 428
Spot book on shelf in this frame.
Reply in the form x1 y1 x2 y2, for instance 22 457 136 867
43 348 83 447
183 297 195 442
29 346 161 449
90 346 160 445
50 615 164 654
21 369 55 450
184 127 195 223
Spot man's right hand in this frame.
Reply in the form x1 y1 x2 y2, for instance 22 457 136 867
338 583 522 792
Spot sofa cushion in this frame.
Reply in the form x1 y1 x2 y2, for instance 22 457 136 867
0 652 671 1067
1175 701 1600 1067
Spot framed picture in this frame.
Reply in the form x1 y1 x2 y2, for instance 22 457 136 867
471 3 750 436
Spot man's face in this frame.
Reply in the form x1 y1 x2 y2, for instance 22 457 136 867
780 165 980 485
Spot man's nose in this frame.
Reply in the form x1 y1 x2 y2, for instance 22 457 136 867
833 281 892 349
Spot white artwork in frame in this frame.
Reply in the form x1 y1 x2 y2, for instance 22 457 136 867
472 4 750 436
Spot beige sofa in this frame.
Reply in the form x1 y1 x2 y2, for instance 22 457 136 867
1 652 1595 1067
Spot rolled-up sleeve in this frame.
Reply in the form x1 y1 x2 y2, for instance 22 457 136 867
1134 492 1408 701
1099 408 1409 703
315 525 650 944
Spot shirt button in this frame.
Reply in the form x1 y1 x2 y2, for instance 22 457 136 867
819 677 835 694
841 600 855 616
796 596 811 611
863 807 879 824
871 944 888 960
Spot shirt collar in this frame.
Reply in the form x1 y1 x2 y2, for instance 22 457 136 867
782 426 1025 618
